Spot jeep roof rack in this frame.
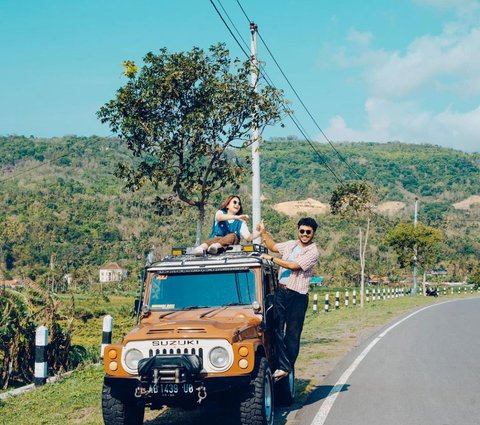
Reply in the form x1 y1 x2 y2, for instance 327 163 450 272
171 244 267 256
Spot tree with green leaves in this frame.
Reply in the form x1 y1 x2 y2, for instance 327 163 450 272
330 181 373 307
467 265 480 289
97 43 285 244
385 222 443 294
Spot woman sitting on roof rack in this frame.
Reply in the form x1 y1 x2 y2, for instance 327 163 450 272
193 195 262 256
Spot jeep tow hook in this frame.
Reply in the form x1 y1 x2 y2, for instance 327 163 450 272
196 385 207 404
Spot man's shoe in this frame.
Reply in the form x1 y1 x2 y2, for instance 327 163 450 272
207 243 222 254
192 246 205 257
272 369 288 381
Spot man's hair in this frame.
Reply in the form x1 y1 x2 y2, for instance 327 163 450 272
297 217 318 232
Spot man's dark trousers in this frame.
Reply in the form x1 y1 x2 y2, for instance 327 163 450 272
274 286 309 372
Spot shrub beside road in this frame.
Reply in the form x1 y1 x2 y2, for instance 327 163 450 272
0 293 472 425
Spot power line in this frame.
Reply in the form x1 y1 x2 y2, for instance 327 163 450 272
235 0 363 182
209 0 250 59
0 149 75 183
210 0 343 183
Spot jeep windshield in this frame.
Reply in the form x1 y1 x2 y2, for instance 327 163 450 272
148 270 257 310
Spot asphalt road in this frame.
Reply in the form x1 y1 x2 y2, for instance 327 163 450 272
297 298 480 425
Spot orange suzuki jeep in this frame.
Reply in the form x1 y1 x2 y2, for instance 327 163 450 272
101 244 295 425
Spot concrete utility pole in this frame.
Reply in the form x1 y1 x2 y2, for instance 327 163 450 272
413 197 419 295
250 22 261 242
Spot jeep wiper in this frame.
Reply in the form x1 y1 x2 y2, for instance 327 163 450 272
181 305 210 310
222 302 246 306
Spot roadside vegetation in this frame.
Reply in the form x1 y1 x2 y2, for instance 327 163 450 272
1 292 475 424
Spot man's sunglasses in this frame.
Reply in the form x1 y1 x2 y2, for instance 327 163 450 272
299 229 312 235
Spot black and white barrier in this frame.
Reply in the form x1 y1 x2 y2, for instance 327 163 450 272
345 291 349 307
335 291 340 309
353 290 357 306
324 293 329 312
313 293 318 313
34 325 48 386
366 289 369 303
101 315 113 358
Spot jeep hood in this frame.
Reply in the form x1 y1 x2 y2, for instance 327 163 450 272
123 307 262 344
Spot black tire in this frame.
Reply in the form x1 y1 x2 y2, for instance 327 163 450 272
102 382 145 425
274 368 295 406
239 357 274 425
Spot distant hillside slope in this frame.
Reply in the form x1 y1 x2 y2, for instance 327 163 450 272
260 139 480 204
0 135 478 285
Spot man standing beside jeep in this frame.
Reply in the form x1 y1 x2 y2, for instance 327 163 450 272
258 217 319 381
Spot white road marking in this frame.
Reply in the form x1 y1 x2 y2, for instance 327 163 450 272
310 301 450 425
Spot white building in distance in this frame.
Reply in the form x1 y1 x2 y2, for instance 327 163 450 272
99 262 128 283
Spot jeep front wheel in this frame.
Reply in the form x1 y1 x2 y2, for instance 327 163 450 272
102 382 145 425
239 357 274 425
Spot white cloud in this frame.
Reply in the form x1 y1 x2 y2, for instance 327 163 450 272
322 4 480 152
368 27 480 98
347 28 373 48
324 97 480 152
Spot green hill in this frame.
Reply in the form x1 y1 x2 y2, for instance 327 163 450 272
0 135 478 287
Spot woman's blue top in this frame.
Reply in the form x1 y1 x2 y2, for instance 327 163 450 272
209 209 242 239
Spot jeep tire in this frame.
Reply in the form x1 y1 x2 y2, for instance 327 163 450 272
274 367 295 406
239 357 274 425
102 382 145 425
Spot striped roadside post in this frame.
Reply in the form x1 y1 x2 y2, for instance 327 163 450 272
324 293 329 312
335 291 340 309
443 287 446 296
366 289 370 303
34 325 48 386
345 290 349 307
353 290 357 306
313 293 318 313
383 288 386 300
372 288 376 302
101 315 113 358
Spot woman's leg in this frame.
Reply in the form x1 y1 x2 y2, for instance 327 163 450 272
205 233 239 247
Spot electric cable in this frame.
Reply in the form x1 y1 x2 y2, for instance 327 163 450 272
211 0 343 183
235 0 363 182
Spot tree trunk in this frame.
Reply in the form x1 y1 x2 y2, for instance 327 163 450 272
195 205 206 246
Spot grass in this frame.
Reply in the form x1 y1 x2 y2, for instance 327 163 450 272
0 293 474 424
0 365 104 425
59 294 137 348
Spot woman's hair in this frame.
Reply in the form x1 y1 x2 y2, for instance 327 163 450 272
219 195 244 215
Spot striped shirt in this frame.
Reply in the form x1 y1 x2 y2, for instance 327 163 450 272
276 240 319 294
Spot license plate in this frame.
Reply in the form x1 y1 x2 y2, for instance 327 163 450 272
151 383 195 396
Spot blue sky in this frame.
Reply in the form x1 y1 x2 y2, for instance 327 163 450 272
1 0 479 152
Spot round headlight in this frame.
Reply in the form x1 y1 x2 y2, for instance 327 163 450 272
124 348 143 371
209 346 230 369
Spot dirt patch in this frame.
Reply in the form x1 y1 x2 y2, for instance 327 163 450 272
273 198 329 217
69 407 96 423
273 199 407 218
453 195 480 210
375 201 405 216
